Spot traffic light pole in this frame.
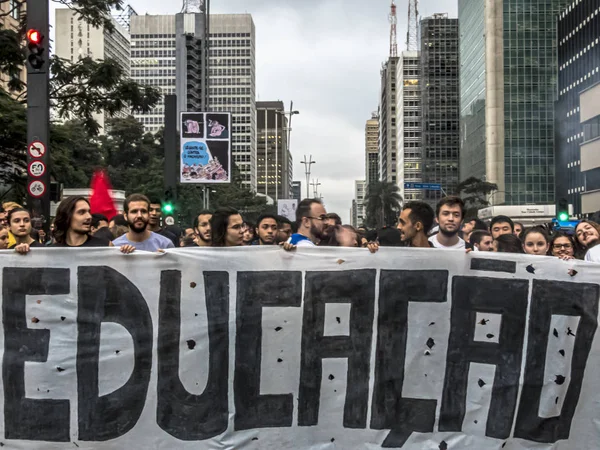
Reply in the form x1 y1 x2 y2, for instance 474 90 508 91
26 0 50 231
164 94 178 225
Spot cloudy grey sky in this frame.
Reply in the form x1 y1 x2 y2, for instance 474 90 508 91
56 0 457 222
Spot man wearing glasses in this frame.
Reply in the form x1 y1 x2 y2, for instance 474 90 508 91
286 198 328 247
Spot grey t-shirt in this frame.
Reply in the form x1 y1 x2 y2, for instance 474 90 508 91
112 232 175 252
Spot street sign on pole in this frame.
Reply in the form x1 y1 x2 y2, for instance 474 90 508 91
404 182 442 191
26 0 50 231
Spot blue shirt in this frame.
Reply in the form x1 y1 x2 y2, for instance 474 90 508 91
287 233 315 247
112 232 175 252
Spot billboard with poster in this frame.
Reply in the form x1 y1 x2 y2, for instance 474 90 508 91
277 199 298 221
180 112 231 183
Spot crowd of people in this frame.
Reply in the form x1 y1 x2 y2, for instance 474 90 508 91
1 194 600 263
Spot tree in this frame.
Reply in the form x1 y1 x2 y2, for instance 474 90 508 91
0 0 161 134
0 91 26 197
364 181 403 229
454 177 499 217
50 120 104 187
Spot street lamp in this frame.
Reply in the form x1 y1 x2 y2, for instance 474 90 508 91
310 178 322 199
301 155 316 198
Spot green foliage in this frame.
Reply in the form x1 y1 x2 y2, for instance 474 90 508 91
48 57 161 134
455 176 499 217
364 181 403 229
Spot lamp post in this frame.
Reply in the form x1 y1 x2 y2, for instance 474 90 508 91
310 178 322 199
301 155 316 199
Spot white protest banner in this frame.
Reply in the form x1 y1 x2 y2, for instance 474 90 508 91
0 247 598 449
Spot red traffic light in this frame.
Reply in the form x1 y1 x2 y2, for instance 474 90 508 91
27 29 42 44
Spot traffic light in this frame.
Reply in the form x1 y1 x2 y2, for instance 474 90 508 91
557 197 569 222
163 187 174 214
26 28 45 70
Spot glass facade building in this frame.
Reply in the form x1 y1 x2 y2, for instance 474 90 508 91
421 15 460 205
459 0 570 205
555 0 600 215
504 0 569 205
459 0 486 180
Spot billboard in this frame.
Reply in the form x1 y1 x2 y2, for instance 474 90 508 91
277 199 298 221
180 112 231 184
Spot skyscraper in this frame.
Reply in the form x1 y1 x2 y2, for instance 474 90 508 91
421 14 460 205
397 51 422 202
555 0 600 216
55 8 131 131
352 180 366 227
379 57 399 184
291 181 302 201
459 0 570 206
256 101 291 200
130 15 178 134
209 15 256 191
130 13 256 191
365 112 380 187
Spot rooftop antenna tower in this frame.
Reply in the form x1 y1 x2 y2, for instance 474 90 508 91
406 0 419 51
389 0 398 57
181 0 204 13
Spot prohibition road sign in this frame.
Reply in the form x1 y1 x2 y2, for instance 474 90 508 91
27 180 46 198
28 160 46 178
28 141 46 158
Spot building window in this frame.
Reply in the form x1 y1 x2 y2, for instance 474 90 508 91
10 0 20 19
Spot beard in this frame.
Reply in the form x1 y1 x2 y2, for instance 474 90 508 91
310 223 327 241
197 231 211 243
439 225 458 237
128 218 148 233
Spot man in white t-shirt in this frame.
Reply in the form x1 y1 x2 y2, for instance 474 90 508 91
585 244 600 262
428 196 466 249
283 198 327 249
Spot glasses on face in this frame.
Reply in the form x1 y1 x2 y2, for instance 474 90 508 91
308 215 327 221
553 243 573 250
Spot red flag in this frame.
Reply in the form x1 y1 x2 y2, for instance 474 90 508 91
89 170 117 221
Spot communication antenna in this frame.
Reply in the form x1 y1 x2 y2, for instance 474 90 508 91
389 0 398 57
406 0 419 51
181 0 205 13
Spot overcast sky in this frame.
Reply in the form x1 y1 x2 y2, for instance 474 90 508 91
55 0 457 222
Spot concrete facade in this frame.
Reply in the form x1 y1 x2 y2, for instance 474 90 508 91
379 57 399 184
365 113 380 188
256 101 291 200
55 8 130 131
397 51 422 202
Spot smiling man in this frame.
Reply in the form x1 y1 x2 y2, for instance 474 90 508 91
112 194 175 252
52 197 110 247
428 196 466 249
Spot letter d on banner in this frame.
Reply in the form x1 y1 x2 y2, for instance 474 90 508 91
77 266 153 441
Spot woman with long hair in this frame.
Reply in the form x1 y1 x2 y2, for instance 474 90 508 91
210 207 244 247
549 233 576 260
522 227 550 256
